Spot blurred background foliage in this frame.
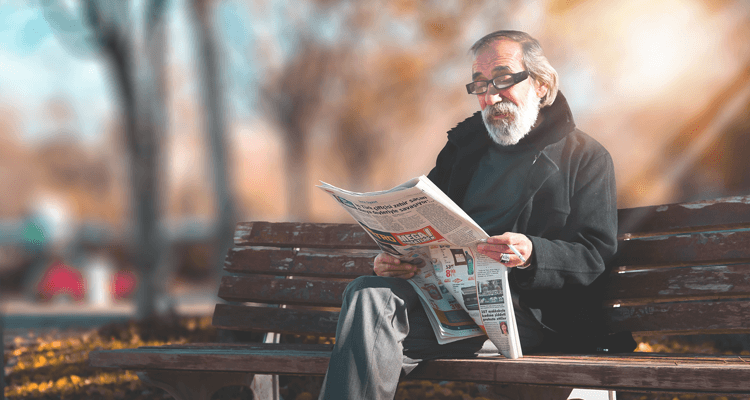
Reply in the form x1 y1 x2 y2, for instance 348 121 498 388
1 0 750 315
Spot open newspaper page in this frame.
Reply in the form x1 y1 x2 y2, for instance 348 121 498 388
317 175 522 359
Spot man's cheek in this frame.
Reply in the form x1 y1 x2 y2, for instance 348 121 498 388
478 97 488 110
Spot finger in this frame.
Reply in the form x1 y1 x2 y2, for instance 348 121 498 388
487 233 527 247
375 253 399 265
374 255 402 271
479 243 513 254
478 248 523 267
485 234 532 261
396 263 420 274
382 263 414 272
478 243 511 255
378 265 416 278
400 257 425 267
375 262 418 277
390 271 416 279
486 234 513 245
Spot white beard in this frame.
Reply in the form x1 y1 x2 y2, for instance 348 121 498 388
482 88 541 146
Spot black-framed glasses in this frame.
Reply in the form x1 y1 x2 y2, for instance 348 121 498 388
466 71 529 95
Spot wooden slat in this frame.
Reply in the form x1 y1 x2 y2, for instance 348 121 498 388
606 298 750 335
213 297 750 338
224 247 376 277
612 230 750 270
218 275 349 306
604 264 750 304
89 345 750 394
414 353 750 394
137 343 335 351
234 222 378 249
211 304 338 336
90 344 333 375
618 195 750 239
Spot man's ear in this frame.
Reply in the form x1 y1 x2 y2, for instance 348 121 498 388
536 83 548 99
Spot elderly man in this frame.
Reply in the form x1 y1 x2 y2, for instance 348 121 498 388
319 30 634 400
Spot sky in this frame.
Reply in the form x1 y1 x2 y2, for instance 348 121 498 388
0 0 260 145
0 0 110 143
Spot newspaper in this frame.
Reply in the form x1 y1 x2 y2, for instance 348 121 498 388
317 175 523 359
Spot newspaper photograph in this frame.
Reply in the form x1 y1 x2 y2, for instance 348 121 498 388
317 175 523 359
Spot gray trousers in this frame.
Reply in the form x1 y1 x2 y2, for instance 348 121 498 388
319 275 557 400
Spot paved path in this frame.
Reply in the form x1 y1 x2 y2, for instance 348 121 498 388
2 284 217 345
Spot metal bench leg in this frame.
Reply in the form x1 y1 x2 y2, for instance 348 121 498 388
137 370 256 400
250 373 280 400
251 332 282 400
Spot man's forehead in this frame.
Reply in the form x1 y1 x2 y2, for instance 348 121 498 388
472 66 512 80
471 39 524 76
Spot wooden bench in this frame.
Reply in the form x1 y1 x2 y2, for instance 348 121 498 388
90 194 750 399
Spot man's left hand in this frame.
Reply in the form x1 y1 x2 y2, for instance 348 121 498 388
477 232 533 268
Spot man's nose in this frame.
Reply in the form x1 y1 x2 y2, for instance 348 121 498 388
484 86 504 105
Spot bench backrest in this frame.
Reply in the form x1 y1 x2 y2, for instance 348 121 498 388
214 195 750 338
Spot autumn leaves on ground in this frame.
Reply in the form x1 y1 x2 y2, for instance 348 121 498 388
5 317 749 400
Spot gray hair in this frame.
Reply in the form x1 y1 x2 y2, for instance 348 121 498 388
469 30 558 107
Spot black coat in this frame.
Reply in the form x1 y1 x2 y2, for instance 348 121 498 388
427 93 632 352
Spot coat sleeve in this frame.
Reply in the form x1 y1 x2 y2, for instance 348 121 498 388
513 150 618 290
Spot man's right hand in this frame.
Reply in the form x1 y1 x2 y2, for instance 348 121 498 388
373 253 424 278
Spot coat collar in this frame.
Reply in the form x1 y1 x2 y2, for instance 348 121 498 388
442 92 575 206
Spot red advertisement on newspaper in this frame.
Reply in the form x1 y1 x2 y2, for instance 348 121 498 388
361 224 444 247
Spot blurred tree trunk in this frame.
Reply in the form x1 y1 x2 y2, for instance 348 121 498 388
88 0 169 320
1 283 3 400
191 0 238 284
42 0 170 320
283 112 309 222
261 39 333 222
136 0 169 319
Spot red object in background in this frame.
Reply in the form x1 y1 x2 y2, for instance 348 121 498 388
37 262 137 302
111 270 137 299
37 262 85 301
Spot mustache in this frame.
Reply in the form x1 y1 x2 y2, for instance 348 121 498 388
487 101 518 116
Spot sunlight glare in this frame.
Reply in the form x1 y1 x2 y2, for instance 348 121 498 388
616 0 707 101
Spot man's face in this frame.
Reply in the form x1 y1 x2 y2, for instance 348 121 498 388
471 39 546 145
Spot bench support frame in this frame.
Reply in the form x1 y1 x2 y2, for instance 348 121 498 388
137 370 279 400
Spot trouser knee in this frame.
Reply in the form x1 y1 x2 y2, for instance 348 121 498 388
342 275 416 307
342 275 391 303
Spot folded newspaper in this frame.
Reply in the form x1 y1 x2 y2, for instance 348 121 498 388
317 175 523 359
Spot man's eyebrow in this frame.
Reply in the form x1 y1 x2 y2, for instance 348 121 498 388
472 66 511 81
492 66 511 74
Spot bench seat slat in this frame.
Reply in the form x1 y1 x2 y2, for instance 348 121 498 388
617 195 750 239
227 232 750 276
606 298 750 335
89 345 750 394
223 265 750 309
224 248 376 277
213 300 750 338
218 275 350 306
234 222 378 249
604 264 750 303
613 230 750 271
212 304 338 336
